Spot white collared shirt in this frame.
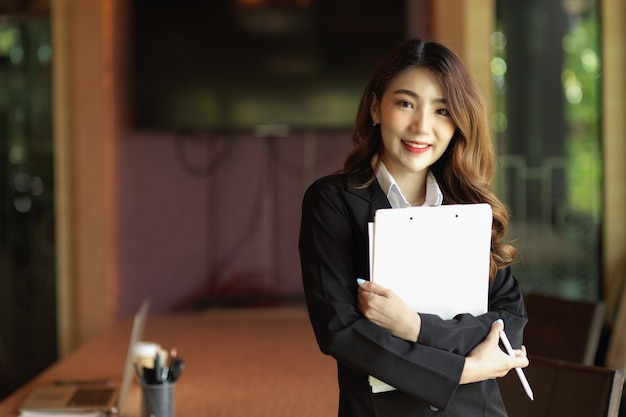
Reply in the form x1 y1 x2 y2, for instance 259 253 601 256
375 161 443 208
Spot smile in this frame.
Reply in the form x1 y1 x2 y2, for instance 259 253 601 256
401 140 431 152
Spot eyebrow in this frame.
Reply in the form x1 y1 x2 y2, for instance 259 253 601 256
391 89 448 104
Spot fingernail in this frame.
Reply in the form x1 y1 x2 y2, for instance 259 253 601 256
357 278 366 285
495 319 504 325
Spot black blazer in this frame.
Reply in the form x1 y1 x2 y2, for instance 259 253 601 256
299 165 528 417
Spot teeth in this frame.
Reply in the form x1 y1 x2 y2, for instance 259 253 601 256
403 140 429 149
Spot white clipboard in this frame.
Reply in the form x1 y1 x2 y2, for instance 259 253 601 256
370 203 492 318
368 204 492 392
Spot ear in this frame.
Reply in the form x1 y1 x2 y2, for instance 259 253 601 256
370 92 380 125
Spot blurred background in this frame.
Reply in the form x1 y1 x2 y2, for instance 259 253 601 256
0 0 624 403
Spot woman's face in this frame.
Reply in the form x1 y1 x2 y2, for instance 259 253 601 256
371 67 456 181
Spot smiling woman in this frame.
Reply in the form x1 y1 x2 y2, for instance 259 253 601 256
299 38 528 417
370 67 456 206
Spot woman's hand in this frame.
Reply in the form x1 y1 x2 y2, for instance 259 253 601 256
357 279 421 342
460 319 529 384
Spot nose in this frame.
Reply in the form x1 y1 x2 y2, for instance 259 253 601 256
410 107 431 133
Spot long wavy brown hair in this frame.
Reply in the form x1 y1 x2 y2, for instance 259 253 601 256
343 38 516 280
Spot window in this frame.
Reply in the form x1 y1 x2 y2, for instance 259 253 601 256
493 0 602 300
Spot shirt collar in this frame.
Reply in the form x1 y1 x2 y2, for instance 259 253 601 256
374 160 443 208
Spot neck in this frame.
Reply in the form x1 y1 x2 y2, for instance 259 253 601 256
395 172 428 207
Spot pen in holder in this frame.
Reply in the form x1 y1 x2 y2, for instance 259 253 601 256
134 348 184 417
132 342 162 383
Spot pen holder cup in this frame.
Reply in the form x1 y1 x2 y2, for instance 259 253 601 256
140 382 175 417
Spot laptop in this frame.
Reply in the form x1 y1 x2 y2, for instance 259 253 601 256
19 300 149 415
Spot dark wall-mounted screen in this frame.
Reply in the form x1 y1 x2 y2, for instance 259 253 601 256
131 0 408 132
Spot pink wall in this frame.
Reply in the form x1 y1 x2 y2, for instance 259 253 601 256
114 129 352 317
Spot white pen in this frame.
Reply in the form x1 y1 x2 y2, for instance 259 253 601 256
496 319 534 401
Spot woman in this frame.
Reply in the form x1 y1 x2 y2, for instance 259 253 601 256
299 38 529 416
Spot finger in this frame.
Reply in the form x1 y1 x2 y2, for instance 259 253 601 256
356 278 376 293
511 349 525 357
358 280 389 297
514 354 530 368
356 281 373 300
486 319 504 342
493 318 505 331
369 282 395 297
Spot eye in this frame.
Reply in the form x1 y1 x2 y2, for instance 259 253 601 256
398 100 414 109
436 108 450 116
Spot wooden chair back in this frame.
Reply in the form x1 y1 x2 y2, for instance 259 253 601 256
523 293 605 365
605 268 626 371
499 355 624 417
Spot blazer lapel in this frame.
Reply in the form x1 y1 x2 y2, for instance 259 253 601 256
345 165 392 225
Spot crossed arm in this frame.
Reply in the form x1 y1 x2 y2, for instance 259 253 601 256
357 279 529 384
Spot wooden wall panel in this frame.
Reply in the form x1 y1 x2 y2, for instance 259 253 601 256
52 0 116 355
602 0 626 368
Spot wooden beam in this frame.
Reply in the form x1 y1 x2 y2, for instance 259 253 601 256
52 0 115 355
602 0 626 350
430 0 495 113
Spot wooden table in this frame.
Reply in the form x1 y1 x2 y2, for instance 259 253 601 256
0 307 338 416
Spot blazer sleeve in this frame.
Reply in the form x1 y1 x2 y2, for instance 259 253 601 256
417 266 528 356
299 177 466 410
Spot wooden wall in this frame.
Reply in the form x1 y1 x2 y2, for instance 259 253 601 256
52 0 120 355
602 0 626 370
